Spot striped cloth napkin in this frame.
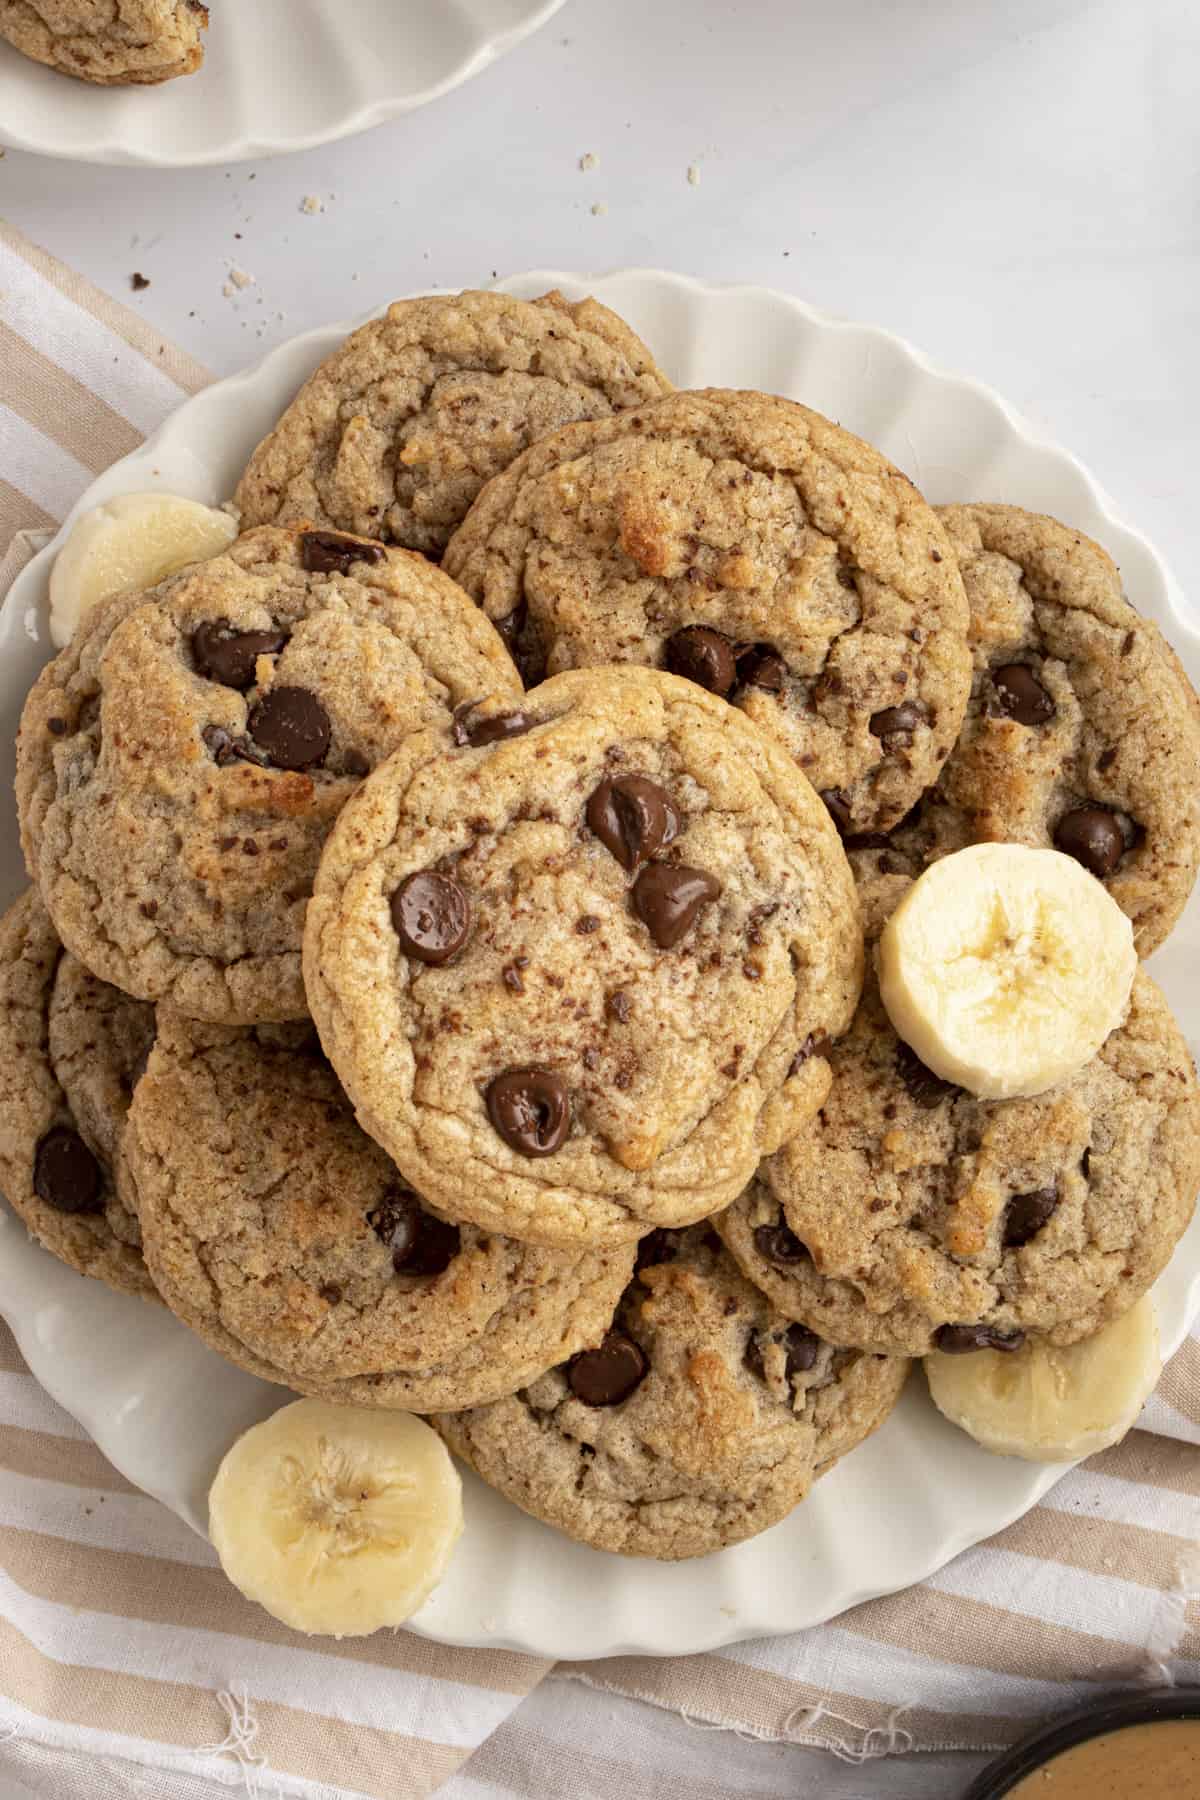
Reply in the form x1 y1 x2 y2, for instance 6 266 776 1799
1 217 1198 1800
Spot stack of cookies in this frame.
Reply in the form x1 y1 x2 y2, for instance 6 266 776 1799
3 288 1198 1563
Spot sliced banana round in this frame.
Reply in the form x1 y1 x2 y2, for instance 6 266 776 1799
49 492 237 648
878 842 1136 1100
926 1293 1160 1462
208 1399 463 1637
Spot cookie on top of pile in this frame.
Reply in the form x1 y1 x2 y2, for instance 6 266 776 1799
4 285 1200 1567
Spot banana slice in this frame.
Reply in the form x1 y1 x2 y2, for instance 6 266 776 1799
49 492 237 648
926 1294 1160 1462
878 842 1136 1100
208 1399 463 1637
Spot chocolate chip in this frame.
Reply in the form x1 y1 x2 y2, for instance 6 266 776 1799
246 686 330 770
606 990 632 1022
342 749 370 778
575 915 601 934
486 1068 570 1156
664 625 738 697
319 1283 342 1305
788 1033 828 1076
991 663 1056 726
820 788 853 834
33 1126 103 1215
502 961 527 994
47 717 67 736
192 621 287 690
934 1323 1026 1354
1054 806 1127 878
753 1222 810 1266
586 775 680 873
631 863 721 948
202 724 269 768
300 530 385 575
737 645 786 693
784 1323 821 1376
634 1229 678 1273
368 1190 460 1275
896 1042 960 1109
869 702 924 752
452 702 538 747
390 870 470 964
568 1331 648 1406
1003 1186 1059 1248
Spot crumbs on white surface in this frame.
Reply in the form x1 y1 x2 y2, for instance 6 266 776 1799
300 194 326 215
591 201 608 217
578 151 598 172
687 163 701 187
222 266 256 299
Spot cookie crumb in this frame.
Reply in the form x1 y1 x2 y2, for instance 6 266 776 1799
687 163 701 187
300 194 325 215
228 266 255 290
130 272 150 291
591 201 608 217
578 151 598 172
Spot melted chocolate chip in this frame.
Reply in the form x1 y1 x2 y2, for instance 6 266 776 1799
247 687 331 770
300 530 386 575
368 1190 461 1275
992 663 1056 726
202 723 268 768
631 863 721 948
34 1126 103 1215
664 625 738 697
1003 1186 1059 1248
568 1331 647 1406
586 775 680 873
934 1323 1026 1354
634 1229 679 1273
452 702 538 747
784 1323 821 1376
191 622 288 690
869 702 924 752
737 645 786 693
820 788 854 834
1054 807 1127 878
788 1033 828 1076
607 990 632 1023
896 1042 960 1109
753 1222 810 1266
486 1068 570 1156
391 871 470 964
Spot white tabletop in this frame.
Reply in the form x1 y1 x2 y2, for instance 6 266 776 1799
0 2 1195 1794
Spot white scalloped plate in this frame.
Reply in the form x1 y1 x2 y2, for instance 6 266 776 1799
1 271 1198 1660
0 0 565 167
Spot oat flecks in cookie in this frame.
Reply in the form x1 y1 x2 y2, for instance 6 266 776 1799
717 968 1200 1356
16 524 522 1025
0 0 208 85
849 505 1200 956
443 387 972 835
435 1226 909 1560
303 665 862 1249
127 1010 635 1410
234 289 674 560
0 889 157 1299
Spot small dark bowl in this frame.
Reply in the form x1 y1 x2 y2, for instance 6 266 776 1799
964 1688 1200 1797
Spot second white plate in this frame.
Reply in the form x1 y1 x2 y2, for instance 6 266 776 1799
1 270 1197 1660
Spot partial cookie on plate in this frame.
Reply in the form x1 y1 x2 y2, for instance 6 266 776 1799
0 0 208 85
235 290 674 562
0 889 157 1299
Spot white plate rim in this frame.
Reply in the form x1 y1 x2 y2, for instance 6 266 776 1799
1 267 1197 1660
0 0 568 168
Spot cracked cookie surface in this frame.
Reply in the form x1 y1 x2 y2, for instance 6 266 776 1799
304 665 863 1248
443 388 971 833
848 506 1200 955
127 1010 634 1409
0 0 207 84
17 524 521 1024
0 889 157 1298
435 1225 909 1559
235 290 673 561
719 967 1200 1356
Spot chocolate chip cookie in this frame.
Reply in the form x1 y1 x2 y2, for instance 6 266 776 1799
435 1226 909 1559
17 524 522 1024
0 889 157 1298
0 1 207 84
234 290 673 561
848 506 1200 955
443 388 971 832
127 1010 634 1409
719 966 1200 1356
304 665 863 1248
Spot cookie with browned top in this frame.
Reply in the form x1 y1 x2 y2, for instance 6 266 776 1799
436 1226 909 1559
304 665 863 1248
0 889 157 1299
235 290 673 561
0 0 206 84
718 967 1200 1357
127 1010 634 1409
443 388 971 833
848 506 1200 955
17 524 521 1024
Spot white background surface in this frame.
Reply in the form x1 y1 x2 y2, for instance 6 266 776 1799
0 0 1196 1793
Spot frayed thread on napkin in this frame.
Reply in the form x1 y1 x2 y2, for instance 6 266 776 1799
680 1701 915 1763
198 1688 280 1799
